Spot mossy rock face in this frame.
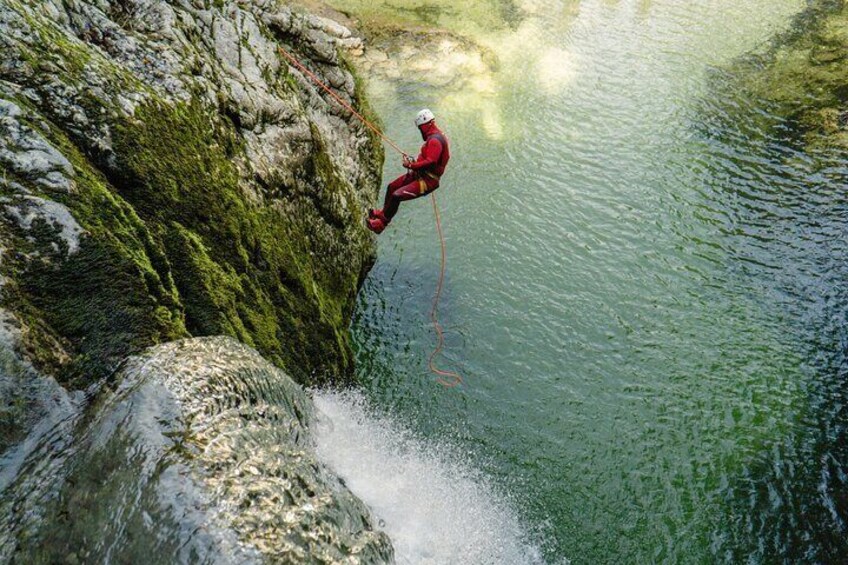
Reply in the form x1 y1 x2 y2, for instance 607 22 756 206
727 0 848 151
0 95 189 388
0 0 384 392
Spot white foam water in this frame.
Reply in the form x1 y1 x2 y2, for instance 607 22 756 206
312 391 547 564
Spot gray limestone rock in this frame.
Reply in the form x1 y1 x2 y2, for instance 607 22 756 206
0 99 75 194
0 336 394 562
0 1 387 559
0 0 382 386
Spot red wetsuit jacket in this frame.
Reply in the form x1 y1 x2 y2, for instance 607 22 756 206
379 122 451 223
405 122 451 182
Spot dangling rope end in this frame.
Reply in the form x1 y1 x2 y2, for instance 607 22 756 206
436 375 463 388
428 193 464 388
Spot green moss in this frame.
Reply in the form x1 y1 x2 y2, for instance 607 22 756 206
0 108 188 386
111 100 249 263
8 0 91 78
104 98 368 385
1 3 384 389
2 95 369 387
23 238 187 385
162 222 254 345
343 55 386 159
731 0 848 151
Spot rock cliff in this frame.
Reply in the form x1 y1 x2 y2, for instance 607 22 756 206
0 1 397 560
0 0 385 449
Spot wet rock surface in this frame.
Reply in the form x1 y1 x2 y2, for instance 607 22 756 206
0 336 393 563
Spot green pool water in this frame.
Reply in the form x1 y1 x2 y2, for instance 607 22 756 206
343 0 848 561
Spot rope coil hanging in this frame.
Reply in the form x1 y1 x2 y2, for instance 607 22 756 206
278 45 462 388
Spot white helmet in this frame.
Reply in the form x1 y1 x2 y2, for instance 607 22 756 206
414 108 435 127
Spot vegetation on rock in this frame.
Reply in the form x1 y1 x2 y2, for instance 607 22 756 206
0 0 384 400
729 0 848 151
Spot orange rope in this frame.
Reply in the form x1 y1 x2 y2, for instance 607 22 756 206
277 45 408 158
278 44 462 388
428 193 463 387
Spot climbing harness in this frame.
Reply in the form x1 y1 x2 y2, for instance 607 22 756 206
278 45 463 388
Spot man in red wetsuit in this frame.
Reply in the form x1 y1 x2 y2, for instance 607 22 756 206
367 108 451 234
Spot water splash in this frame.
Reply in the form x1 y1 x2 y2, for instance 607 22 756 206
312 391 548 564
0 337 393 563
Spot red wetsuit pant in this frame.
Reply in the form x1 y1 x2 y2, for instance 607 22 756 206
382 172 439 222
